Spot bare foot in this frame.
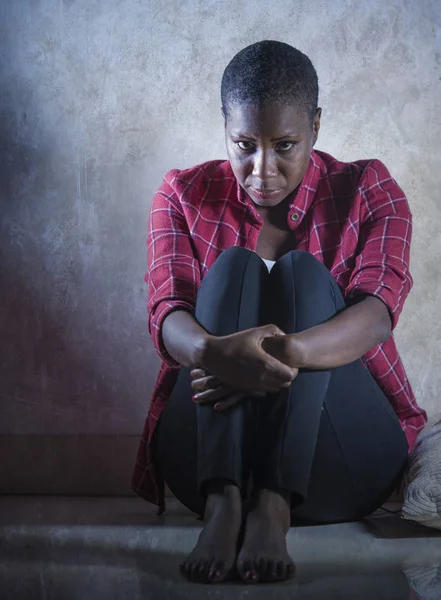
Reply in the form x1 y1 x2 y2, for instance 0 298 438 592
179 480 242 583
236 488 296 583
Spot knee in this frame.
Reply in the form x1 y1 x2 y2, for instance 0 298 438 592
202 247 263 293
278 250 330 280
219 246 253 259
276 250 342 303
213 246 262 268
280 250 322 269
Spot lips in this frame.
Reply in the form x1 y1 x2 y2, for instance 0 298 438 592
250 187 282 199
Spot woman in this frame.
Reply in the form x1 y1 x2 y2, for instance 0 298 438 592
132 40 428 584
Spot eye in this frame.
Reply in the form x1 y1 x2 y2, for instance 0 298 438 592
277 141 297 151
234 140 297 152
236 141 254 151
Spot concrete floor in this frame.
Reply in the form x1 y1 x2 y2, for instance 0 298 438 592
0 496 440 599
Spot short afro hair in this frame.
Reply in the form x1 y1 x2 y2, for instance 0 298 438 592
221 40 319 125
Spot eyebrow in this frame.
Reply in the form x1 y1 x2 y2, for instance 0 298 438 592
231 133 299 141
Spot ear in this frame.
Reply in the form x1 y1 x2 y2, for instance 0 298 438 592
312 107 321 146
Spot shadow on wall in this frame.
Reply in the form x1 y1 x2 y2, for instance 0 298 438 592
0 259 117 432
0 259 143 494
0 84 150 494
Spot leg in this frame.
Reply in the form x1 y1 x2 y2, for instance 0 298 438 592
259 250 408 523
156 246 268 513
237 249 337 581
289 358 409 524
155 246 269 582
237 250 408 582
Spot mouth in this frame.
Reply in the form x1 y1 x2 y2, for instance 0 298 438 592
249 187 282 199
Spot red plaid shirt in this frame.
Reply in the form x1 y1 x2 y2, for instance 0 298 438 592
132 149 428 512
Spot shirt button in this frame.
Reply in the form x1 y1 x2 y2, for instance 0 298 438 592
290 212 299 222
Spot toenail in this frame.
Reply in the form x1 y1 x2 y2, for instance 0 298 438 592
286 564 296 577
209 568 220 581
245 570 257 581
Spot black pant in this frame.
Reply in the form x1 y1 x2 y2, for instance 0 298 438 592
155 248 408 525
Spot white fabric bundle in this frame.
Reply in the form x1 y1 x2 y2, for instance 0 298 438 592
403 564 441 600
402 414 441 530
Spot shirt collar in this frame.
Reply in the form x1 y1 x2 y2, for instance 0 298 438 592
234 149 322 224
287 149 321 218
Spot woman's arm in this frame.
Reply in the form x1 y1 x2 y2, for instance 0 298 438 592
163 310 298 393
190 295 390 407
281 160 412 372
146 173 204 369
267 295 391 370
162 309 211 369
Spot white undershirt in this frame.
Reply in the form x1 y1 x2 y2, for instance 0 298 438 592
262 258 276 272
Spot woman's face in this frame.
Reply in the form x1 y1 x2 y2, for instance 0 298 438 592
224 101 321 208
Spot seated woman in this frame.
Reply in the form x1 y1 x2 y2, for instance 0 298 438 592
132 40 428 585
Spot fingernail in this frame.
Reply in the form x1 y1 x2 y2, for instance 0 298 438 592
245 570 257 581
209 568 220 581
214 403 221 410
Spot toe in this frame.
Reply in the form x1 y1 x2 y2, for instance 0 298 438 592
256 557 267 578
266 560 279 582
208 561 223 583
286 561 296 579
194 561 209 583
186 561 196 581
207 560 225 583
244 570 259 583
179 560 191 581
238 559 258 583
236 557 250 576
189 560 207 582
276 560 286 580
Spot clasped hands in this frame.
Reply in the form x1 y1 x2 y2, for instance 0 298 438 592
190 325 300 412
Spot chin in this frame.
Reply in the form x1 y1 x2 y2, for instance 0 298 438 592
253 197 283 207
251 192 287 206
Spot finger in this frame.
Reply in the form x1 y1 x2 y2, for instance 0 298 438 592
257 379 293 393
214 394 244 412
190 369 207 379
258 378 298 394
262 324 287 337
260 354 298 386
275 368 299 389
259 327 297 382
193 386 233 404
191 375 220 392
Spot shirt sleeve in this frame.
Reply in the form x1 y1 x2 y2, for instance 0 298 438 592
345 160 413 331
146 170 201 368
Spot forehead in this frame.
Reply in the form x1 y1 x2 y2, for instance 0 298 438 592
226 101 310 136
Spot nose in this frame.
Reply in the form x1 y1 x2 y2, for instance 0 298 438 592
251 149 278 180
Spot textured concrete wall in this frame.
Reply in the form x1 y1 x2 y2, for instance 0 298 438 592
0 0 440 487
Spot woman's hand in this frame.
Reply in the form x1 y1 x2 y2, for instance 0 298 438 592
200 324 298 394
190 366 299 411
192 331 300 411
190 368 267 411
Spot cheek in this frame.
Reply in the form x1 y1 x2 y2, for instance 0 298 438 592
290 147 310 169
284 158 305 182
229 156 247 175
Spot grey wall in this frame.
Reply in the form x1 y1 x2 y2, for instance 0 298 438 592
1 0 440 493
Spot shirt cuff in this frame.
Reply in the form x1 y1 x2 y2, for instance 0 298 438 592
149 300 197 368
345 282 400 330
